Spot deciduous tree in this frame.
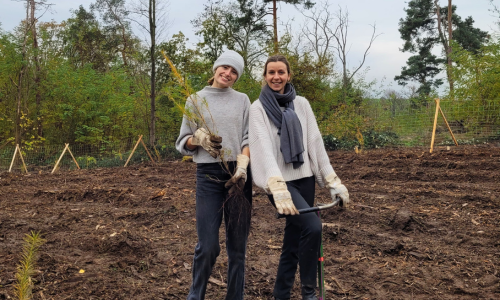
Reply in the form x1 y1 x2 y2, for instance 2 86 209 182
129 0 170 146
262 0 314 53
193 0 271 75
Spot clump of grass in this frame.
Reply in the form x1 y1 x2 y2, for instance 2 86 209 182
13 231 46 300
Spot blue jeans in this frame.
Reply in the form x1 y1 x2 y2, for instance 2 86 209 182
268 176 322 299
187 162 252 300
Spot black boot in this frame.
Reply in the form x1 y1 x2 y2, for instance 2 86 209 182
301 284 318 300
274 298 290 300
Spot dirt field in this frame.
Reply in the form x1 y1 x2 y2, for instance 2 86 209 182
1 144 499 300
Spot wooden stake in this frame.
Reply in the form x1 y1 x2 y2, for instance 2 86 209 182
66 144 81 169
140 138 156 164
153 145 161 162
52 144 69 174
17 144 28 174
8 144 29 174
124 135 143 167
8 144 19 172
438 106 459 146
430 98 440 153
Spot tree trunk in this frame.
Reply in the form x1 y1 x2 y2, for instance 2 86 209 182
15 2 31 146
447 0 454 95
272 0 278 54
30 0 43 137
149 0 156 147
342 50 347 102
435 0 453 93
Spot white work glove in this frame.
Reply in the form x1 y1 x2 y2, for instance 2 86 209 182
225 154 249 194
191 128 222 158
325 172 349 206
268 176 299 215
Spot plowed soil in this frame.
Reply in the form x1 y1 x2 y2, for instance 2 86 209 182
1 145 499 300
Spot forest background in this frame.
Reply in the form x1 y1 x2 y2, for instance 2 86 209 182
1 0 499 169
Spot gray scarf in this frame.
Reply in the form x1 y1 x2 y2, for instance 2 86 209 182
259 83 304 168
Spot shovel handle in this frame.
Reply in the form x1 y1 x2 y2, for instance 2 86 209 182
276 197 341 219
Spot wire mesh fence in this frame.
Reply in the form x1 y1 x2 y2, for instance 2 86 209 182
367 98 500 146
0 133 182 173
318 98 500 148
2 98 499 173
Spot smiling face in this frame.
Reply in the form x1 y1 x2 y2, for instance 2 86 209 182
211 65 238 89
264 61 291 94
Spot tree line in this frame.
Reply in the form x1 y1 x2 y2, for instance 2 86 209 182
0 0 498 150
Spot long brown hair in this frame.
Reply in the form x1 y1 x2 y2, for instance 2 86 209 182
262 55 293 80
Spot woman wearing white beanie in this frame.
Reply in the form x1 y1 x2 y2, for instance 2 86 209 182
175 50 252 300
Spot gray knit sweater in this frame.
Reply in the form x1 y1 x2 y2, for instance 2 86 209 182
249 96 334 192
176 86 251 163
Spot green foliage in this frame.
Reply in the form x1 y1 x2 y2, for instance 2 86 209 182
233 72 262 102
285 52 333 103
323 130 399 151
0 32 23 142
317 104 366 140
394 50 444 97
396 0 489 97
323 134 357 151
446 39 500 138
192 2 231 63
42 63 137 144
77 155 97 168
262 0 314 9
192 0 271 74
362 130 400 148
0 0 497 159
59 5 127 71
451 40 500 102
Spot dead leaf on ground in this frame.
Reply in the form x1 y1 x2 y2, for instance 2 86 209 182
151 189 166 200
208 277 226 287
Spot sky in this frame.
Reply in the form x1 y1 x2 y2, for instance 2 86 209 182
1 0 498 94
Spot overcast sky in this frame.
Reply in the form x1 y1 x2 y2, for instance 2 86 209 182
1 0 498 94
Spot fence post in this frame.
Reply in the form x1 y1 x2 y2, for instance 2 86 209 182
124 135 143 167
52 144 69 174
9 144 29 174
430 98 440 153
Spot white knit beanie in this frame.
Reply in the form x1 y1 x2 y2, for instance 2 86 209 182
213 50 244 81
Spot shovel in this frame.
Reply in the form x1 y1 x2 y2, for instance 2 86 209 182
276 196 342 219
276 196 343 300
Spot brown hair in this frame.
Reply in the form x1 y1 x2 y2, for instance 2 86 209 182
262 55 293 80
207 76 215 85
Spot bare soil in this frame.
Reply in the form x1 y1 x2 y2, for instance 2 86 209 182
1 145 499 300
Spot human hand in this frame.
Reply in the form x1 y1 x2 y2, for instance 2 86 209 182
268 177 299 215
191 128 222 158
225 155 249 194
325 172 349 206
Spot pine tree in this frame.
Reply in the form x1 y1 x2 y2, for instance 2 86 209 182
396 0 488 98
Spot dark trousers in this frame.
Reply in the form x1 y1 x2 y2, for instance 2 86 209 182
187 162 252 300
268 176 322 299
